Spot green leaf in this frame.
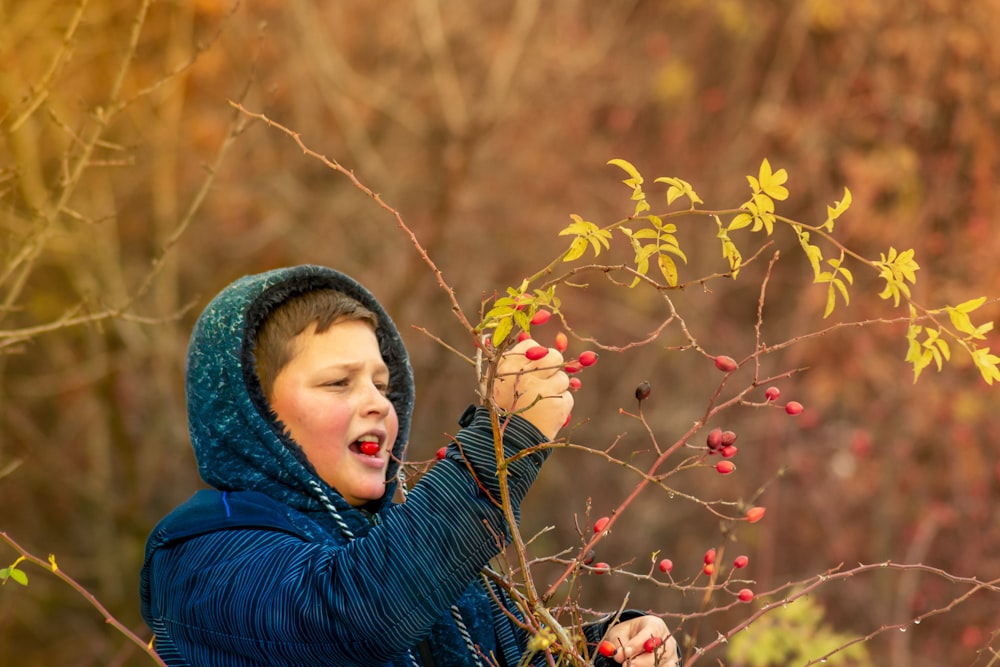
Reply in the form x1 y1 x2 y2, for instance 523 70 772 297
1 566 28 586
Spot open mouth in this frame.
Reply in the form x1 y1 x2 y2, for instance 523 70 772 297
352 433 383 456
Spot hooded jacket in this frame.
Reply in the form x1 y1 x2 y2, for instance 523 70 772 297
139 265 624 666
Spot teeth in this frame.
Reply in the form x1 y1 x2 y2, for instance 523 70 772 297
357 434 380 444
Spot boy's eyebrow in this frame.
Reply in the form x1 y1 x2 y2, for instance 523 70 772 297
316 360 390 374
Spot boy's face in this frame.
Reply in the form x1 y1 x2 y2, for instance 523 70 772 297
268 318 399 507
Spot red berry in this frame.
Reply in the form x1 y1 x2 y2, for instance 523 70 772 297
721 430 737 447
733 555 749 569
435 446 447 461
658 558 673 573
738 588 754 602
721 445 738 458
517 331 531 343
525 345 548 361
359 441 380 456
583 549 596 565
530 309 552 326
564 361 582 374
714 355 738 372
563 413 572 428
643 637 663 653
785 401 804 415
703 563 715 576
578 350 598 367
715 460 735 474
746 506 766 523
597 640 617 657
593 516 610 533
706 427 723 451
593 562 610 574
569 377 582 391
764 386 781 401
704 548 716 564
555 332 569 353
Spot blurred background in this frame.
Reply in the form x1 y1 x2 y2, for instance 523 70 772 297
1 1 998 665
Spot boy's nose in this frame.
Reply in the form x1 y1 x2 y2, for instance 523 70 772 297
361 383 392 414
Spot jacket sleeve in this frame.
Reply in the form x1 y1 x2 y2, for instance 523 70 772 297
146 408 550 666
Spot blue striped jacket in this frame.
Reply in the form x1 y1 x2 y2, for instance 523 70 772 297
139 266 620 666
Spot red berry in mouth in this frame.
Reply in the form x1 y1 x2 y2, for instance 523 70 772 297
658 558 673 573
525 345 548 361
733 555 749 569
578 350 598 367
715 460 735 474
785 401 804 415
435 446 447 460
714 355 738 372
704 548 716 565
643 637 663 653
746 506 766 523
764 386 781 401
597 640 617 657
530 309 552 326
593 516 610 533
359 441 380 456
555 332 569 353
738 588 755 602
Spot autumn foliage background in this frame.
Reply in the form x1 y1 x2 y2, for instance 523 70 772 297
2 1 999 665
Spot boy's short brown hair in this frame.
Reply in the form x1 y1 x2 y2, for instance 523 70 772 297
253 289 378 398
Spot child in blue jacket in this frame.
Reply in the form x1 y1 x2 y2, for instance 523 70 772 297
140 264 679 666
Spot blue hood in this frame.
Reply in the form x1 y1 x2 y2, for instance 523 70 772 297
185 265 415 517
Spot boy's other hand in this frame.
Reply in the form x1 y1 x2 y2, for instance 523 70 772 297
492 338 573 440
602 615 679 666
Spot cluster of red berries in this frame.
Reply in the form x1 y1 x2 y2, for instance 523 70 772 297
713 356 806 415
705 426 739 474
656 541 759 603
516 309 598 393
595 636 665 659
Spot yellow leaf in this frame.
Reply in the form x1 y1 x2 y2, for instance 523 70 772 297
492 317 513 347
658 253 678 286
607 158 643 186
729 213 753 231
822 187 852 231
758 158 789 200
